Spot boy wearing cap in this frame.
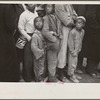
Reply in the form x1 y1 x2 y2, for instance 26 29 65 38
68 16 86 83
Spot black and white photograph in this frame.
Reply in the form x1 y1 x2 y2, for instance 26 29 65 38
0 1 100 99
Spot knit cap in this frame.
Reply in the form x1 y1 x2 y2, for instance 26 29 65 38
76 16 86 23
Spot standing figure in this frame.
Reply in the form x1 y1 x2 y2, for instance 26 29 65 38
42 4 60 82
0 4 20 82
68 16 86 83
83 5 100 78
13 4 26 81
31 17 46 82
55 4 77 82
18 4 38 82
73 5 88 74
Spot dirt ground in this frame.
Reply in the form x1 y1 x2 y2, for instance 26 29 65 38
20 70 100 83
19 61 100 83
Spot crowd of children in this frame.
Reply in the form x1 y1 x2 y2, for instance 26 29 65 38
16 4 87 83
1 4 100 82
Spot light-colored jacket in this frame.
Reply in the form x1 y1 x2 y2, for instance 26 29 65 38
31 30 46 60
55 4 77 27
68 28 85 53
42 15 58 43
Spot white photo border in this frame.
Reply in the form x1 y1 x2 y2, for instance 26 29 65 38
0 1 100 99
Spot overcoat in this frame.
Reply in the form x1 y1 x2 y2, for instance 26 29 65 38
0 4 20 82
82 5 100 61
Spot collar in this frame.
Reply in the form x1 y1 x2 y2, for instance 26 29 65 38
34 30 44 40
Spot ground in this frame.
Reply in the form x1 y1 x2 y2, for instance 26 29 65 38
20 71 100 83
19 62 100 83
79 72 100 83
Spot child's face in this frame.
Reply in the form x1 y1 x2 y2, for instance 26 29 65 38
35 18 43 30
45 4 54 14
75 19 84 30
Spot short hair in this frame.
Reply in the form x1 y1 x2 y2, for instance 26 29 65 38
34 17 44 28
45 4 55 14
25 4 28 6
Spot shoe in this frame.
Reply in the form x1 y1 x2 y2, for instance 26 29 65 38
75 74 82 80
70 75 79 83
41 77 48 82
52 78 61 83
89 73 100 79
62 77 70 83
75 69 83 74
58 75 70 83
89 73 96 77
48 77 61 83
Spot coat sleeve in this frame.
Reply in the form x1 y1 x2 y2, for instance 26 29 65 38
68 31 74 52
18 12 31 41
31 34 44 60
55 4 74 27
42 16 57 43
74 30 85 52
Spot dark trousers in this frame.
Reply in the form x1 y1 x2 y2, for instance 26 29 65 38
16 47 24 79
16 47 24 64
86 59 99 74
77 52 84 70
23 41 34 82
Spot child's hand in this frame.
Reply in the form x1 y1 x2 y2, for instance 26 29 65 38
71 50 78 57
72 15 77 20
52 32 57 36
73 52 77 57
50 31 57 36
50 31 54 35
27 36 31 42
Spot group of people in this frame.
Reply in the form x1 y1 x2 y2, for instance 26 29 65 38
0 4 100 83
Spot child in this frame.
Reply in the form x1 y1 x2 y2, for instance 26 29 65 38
31 17 47 82
68 16 86 83
42 4 60 82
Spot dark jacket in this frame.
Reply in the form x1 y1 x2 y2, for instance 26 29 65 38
0 4 20 82
82 5 100 60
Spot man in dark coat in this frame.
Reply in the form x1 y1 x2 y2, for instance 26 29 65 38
0 4 20 82
82 5 100 78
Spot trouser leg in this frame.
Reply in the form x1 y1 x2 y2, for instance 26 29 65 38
34 55 45 82
86 59 99 74
47 39 60 82
68 52 78 76
77 52 83 70
47 50 58 81
57 68 64 81
23 41 34 82
16 47 24 80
